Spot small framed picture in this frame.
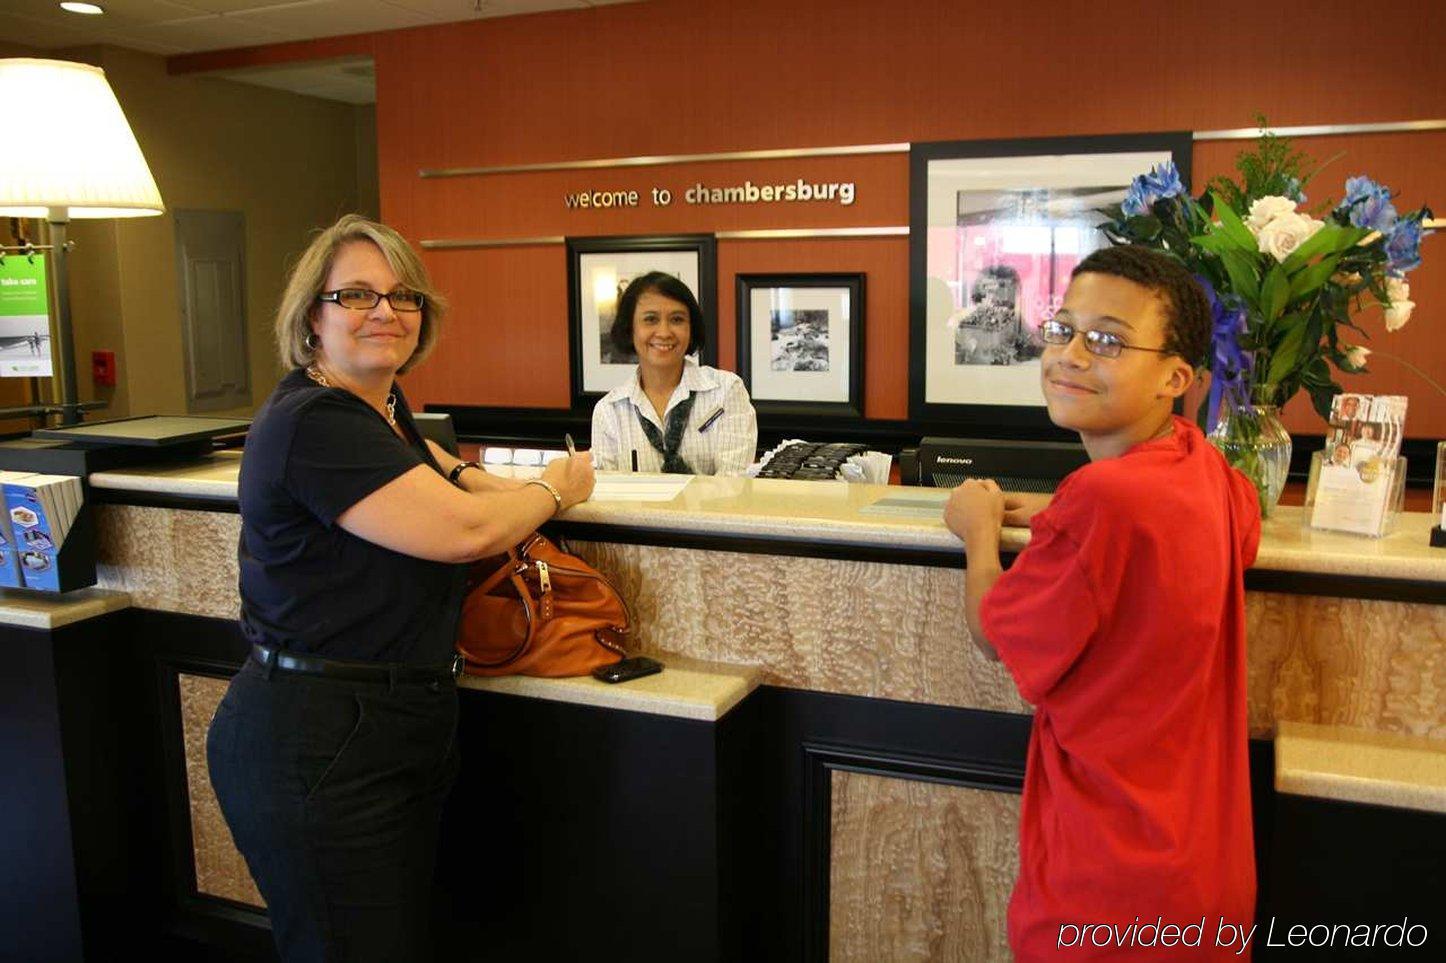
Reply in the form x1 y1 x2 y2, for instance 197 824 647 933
736 273 864 419
566 234 717 409
909 131 1192 427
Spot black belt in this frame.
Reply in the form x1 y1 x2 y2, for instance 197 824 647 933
252 644 463 685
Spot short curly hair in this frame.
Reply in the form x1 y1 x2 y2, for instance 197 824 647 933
1071 245 1211 367
609 272 706 357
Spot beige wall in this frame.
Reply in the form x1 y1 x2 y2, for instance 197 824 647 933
354 105 379 221
57 45 364 420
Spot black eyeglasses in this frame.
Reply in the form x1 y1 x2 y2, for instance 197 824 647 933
318 288 425 312
1039 318 1171 360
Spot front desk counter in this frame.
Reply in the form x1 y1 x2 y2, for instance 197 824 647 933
19 452 1442 961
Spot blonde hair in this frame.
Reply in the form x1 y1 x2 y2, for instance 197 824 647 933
275 214 448 375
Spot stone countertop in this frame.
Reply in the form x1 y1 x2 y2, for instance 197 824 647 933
0 587 133 629
88 457 1446 584
1275 721 1446 815
458 655 761 722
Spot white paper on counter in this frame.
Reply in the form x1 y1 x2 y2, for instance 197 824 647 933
590 473 694 502
859 488 951 518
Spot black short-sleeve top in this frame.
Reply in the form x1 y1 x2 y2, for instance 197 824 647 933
238 368 467 665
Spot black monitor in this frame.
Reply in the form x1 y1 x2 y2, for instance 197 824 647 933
413 413 459 457
903 437 1089 492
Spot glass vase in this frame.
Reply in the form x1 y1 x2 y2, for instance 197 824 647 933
1208 387 1293 517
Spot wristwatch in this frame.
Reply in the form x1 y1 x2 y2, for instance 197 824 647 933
525 479 564 515
447 460 481 485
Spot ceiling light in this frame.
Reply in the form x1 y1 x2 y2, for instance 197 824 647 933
59 2 106 14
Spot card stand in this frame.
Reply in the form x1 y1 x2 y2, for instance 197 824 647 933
1433 442 1446 549
9 496 98 595
1302 451 1407 538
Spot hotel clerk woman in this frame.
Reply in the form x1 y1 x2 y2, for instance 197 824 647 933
206 214 593 962
589 272 758 475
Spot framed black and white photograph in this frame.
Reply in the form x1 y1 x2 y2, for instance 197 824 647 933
566 234 717 408
909 132 1191 426
737 273 864 419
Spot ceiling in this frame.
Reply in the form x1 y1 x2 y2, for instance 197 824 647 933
0 0 640 103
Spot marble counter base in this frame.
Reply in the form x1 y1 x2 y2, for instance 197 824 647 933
458 655 761 721
93 506 1446 741
1275 721 1446 814
830 771 1017 962
0 586 131 629
95 505 240 620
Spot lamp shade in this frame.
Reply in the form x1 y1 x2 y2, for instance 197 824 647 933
0 58 164 218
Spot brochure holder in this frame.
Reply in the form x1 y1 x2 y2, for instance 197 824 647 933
1432 441 1445 548
1303 451 1407 539
45 496 97 593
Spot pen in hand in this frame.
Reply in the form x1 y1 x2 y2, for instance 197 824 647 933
564 433 577 457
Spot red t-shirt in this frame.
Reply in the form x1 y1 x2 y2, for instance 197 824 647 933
980 417 1261 961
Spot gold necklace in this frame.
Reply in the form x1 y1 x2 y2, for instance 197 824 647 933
305 364 397 427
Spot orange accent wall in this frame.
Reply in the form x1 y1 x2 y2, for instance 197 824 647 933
175 0 1446 436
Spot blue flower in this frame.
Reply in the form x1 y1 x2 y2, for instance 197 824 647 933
1283 176 1307 204
1340 175 1398 233
1196 274 1254 431
1384 218 1424 274
1122 162 1186 217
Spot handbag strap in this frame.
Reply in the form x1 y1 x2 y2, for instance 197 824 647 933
461 548 541 669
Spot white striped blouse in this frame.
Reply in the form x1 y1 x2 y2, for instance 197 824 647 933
589 360 758 476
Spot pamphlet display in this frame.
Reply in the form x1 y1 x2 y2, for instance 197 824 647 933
1308 394 1408 538
0 470 83 591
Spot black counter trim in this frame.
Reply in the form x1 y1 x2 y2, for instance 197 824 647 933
1244 569 1446 604
91 486 241 513
545 519 986 569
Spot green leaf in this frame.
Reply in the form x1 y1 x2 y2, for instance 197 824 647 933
1190 232 1237 256
1260 265 1290 321
1266 310 1307 344
1266 322 1312 384
1308 382 1342 423
1209 192 1259 251
1281 224 1362 274
1288 255 1340 301
1217 249 1261 303
1124 215 1163 241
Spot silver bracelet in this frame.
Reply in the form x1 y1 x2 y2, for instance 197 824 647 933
524 478 563 515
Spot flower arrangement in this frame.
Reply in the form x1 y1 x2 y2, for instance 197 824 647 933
1100 127 1432 511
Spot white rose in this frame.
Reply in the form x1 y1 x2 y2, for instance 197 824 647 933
1384 297 1415 331
1383 276 1413 330
1255 211 1326 262
1343 345 1372 370
1245 195 1298 233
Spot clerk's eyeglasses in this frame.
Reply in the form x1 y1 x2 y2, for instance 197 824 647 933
318 288 425 312
1038 317 1171 360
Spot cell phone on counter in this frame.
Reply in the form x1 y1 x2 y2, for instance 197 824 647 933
592 656 663 684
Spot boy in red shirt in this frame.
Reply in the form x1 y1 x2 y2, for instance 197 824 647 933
944 246 1261 961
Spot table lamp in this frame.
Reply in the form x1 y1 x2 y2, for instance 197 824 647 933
0 57 165 424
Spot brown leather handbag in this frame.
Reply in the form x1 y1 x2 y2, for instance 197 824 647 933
455 532 630 677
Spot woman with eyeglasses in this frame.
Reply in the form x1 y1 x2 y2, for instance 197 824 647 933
206 214 594 962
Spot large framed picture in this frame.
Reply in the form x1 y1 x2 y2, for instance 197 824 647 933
909 132 1192 426
566 234 717 409
736 273 864 419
